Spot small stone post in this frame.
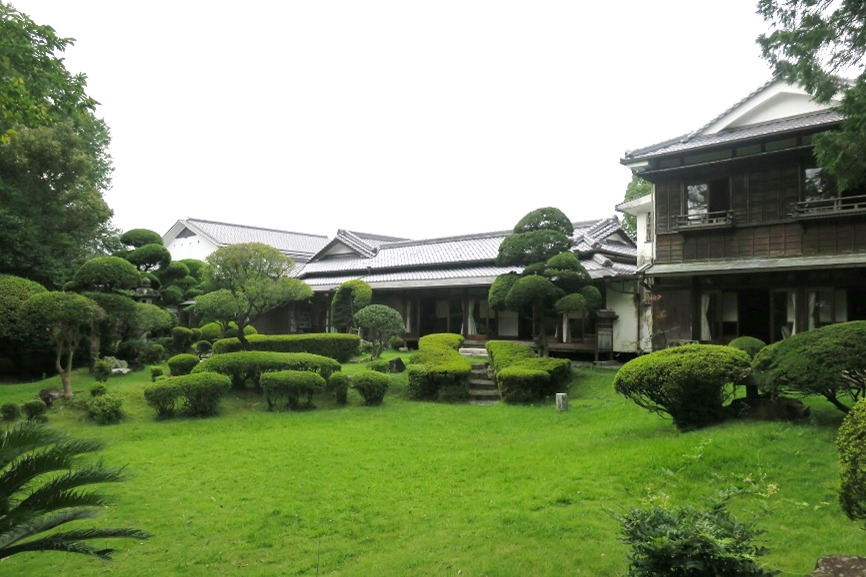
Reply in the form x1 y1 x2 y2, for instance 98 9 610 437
556 393 569 411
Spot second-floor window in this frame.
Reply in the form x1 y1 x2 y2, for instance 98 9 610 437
685 178 730 215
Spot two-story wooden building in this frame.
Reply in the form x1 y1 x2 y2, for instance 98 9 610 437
621 79 866 348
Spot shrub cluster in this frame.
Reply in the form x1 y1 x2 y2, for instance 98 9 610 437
0 402 21 422
150 366 164 382
352 370 390 406
614 344 751 430
260 370 327 411
752 320 866 413
21 399 47 422
143 373 232 418
171 326 195 354
167 353 199 376
838 398 866 523
727 336 767 359
211 333 360 362
367 359 390 373
616 501 776 576
89 384 107 397
85 395 124 425
485 340 572 403
329 372 350 406
408 333 470 402
93 359 112 383
192 351 340 389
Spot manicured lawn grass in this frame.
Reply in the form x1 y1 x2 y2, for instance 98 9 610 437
1 353 863 576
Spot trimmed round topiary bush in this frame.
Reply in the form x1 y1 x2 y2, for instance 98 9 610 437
367 359 390 373
352 370 390 406
211 333 360 362
171 326 194 354
838 398 866 523
614 344 751 431
21 399 48 422
85 395 124 425
92 359 112 384
199 321 223 342
0 402 20 422
150 366 164 382
497 366 550 404
144 373 232 418
418 333 464 351
167 353 199 376
143 380 182 418
329 372 350 405
728 336 767 360
194 340 212 358
89 384 107 397
192 351 340 389
260 370 327 411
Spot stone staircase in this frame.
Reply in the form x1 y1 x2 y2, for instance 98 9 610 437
468 361 499 405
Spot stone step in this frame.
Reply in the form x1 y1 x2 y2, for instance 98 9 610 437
470 369 490 378
470 362 488 370
459 347 488 358
469 378 496 387
469 389 500 399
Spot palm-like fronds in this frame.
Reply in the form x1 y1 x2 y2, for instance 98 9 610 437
0 422 150 560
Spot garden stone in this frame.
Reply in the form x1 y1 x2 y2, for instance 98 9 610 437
810 556 866 576
38 388 62 407
388 357 406 373
726 396 810 421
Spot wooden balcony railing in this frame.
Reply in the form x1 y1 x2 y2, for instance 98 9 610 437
790 193 866 219
673 210 734 229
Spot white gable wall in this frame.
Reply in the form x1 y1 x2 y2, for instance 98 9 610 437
165 235 219 261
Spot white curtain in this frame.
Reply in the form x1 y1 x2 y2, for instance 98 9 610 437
700 294 712 341
808 291 817 330
467 300 477 335
788 291 797 335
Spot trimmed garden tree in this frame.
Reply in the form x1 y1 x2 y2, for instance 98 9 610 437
198 243 313 349
838 398 866 525
355 304 405 359
490 207 600 356
21 292 104 398
752 321 866 413
71 256 140 293
0 422 150 559
0 274 47 376
330 279 372 333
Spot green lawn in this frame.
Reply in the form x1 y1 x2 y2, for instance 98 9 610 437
1 353 863 576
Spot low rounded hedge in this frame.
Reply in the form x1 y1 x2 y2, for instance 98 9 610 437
85 395 124 425
497 366 550 404
329 372 350 405
614 344 751 430
260 370 327 411
167 353 199 376
408 333 470 402
352 370 390 406
191 351 341 389
486 340 536 372
211 333 360 362
728 336 767 359
144 373 232 418
838 398 866 523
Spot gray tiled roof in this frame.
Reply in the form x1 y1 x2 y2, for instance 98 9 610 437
296 217 637 285
184 218 329 261
622 109 842 163
304 266 523 291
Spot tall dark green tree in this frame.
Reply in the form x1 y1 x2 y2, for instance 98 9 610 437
758 0 866 190
0 4 114 288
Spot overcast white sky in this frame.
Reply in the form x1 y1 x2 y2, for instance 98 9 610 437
12 1 773 241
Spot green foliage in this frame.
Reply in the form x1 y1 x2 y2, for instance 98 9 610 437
132 302 176 337
496 366 550 404
192 351 340 389
487 273 520 311
126 243 171 272
486 340 536 372
758 2 866 191
73 256 140 292
504 275 563 311
329 372 350 405
144 373 232 418
84 395 123 425
84 292 137 358
170 326 194 354
120 228 163 249
0 422 150 559
355 305 405 359
614 344 751 430
495 230 573 267
620 174 652 239
352 370 390 406
178 259 209 282
544 251 591 293
89 384 107 397
554 293 586 315
0 6 114 289
0 402 20 422
580 285 603 313
615 500 776 577
388 336 405 350
149 366 164 382
838 398 866 524
93 359 112 383
193 340 212 358
156 261 189 286
330 279 373 333
512 207 574 236
203 242 312 348
21 399 47 421
21 291 104 397
167 353 199 376
223 322 257 339
367 360 390 373
211 333 360 362
0 274 46 342
408 333 470 402
199 321 223 342
752 321 866 413
260 370 327 411
516 357 572 392
158 285 183 307
728 336 767 360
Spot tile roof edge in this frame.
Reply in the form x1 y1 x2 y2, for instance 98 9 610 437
185 217 328 239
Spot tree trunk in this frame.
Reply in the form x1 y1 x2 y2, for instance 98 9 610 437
825 393 851 414
237 324 250 350
56 344 72 399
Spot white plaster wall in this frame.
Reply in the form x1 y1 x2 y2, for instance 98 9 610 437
634 211 654 267
608 288 642 354
166 236 217 261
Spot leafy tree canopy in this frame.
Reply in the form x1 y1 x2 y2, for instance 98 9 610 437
504 275 563 311
355 304 405 359
512 207 574 236
331 279 373 333
0 5 114 288
119 228 162 249
495 229 573 267
620 174 652 239
72 256 140 293
758 0 866 190
126 243 171 272
0 273 46 341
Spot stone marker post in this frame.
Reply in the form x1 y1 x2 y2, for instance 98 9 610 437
556 393 568 411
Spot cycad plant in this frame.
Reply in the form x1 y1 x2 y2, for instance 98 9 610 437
0 422 150 559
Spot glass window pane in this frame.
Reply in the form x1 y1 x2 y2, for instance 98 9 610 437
687 184 708 215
